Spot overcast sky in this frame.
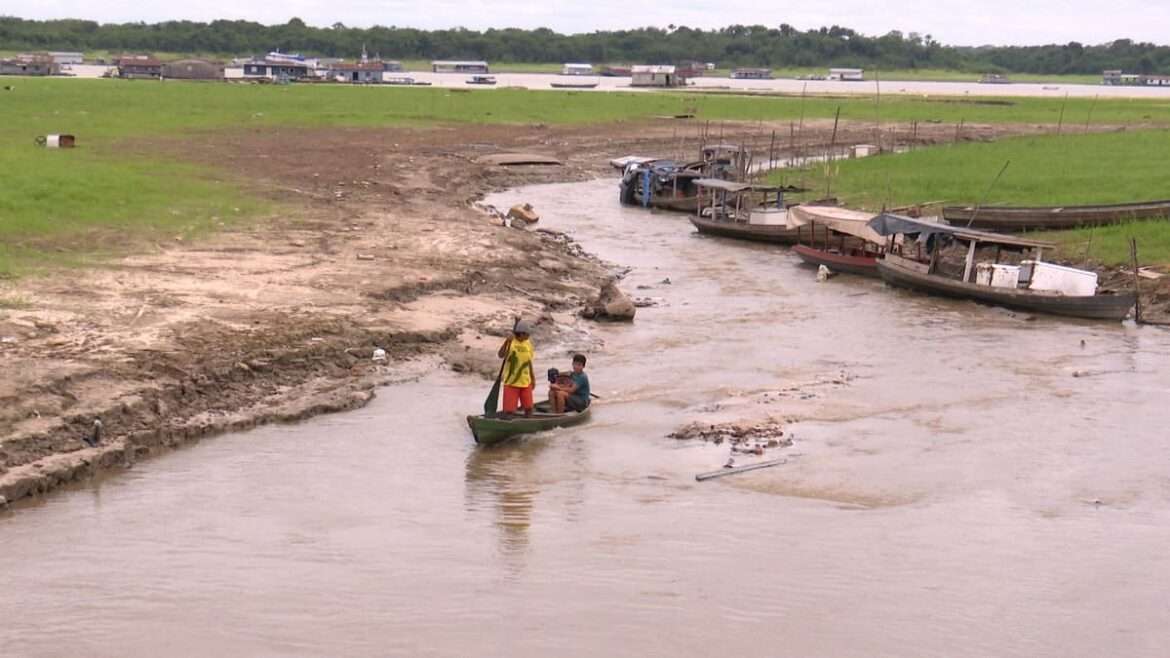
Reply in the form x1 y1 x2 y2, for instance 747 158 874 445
8 0 1170 47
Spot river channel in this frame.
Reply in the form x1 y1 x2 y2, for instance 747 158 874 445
2 178 1168 657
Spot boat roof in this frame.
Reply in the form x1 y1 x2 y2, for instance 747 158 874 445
868 213 1056 249
695 178 779 192
788 205 882 243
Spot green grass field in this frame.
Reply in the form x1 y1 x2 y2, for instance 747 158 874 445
779 130 1170 264
3 77 1170 275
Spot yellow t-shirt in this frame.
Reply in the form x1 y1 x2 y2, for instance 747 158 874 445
502 338 534 388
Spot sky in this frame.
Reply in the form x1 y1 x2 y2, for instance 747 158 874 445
7 0 1170 47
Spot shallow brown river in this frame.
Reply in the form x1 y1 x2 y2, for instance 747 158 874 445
3 179 1169 657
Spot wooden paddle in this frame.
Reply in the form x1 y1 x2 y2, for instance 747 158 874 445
483 317 519 416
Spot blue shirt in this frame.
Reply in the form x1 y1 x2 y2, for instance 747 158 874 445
569 371 590 403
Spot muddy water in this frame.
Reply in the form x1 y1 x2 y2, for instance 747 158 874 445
3 179 1169 657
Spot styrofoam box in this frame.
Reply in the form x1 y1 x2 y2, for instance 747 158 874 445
1023 260 1097 296
976 263 1021 288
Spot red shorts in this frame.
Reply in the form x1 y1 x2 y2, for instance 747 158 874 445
502 385 534 412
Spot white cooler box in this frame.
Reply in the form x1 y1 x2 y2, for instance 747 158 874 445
975 263 1021 288
1021 260 1097 296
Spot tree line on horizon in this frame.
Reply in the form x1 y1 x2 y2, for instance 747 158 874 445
3 16 1170 74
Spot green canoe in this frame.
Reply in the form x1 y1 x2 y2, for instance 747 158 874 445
467 401 592 446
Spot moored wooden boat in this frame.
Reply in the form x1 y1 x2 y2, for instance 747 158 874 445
550 81 599 89
942 200 1170 232
690 214 815 244
867 213 1136 321
466 401 592 446
792 244 880 277
787 205 882 276
692 179 832 245
877 255 1136 320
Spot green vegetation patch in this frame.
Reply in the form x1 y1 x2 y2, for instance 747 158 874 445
777 129 1170 263
1044 221 1170 266
784 129 1170 208
3 78 1170 275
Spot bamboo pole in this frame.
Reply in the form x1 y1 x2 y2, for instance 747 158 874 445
1130 238 1143 323
1056 92 1069 136
826 106 841 198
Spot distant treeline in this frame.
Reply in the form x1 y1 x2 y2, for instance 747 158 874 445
4 17 1170 74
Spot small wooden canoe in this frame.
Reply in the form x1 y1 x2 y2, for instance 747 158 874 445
792 244 880 277
466 401 592 446
942 200 1170 232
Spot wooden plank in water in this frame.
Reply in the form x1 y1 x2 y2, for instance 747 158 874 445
695 458 786 482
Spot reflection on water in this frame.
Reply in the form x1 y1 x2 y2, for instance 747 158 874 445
2 178 1169 657
464 441 543 570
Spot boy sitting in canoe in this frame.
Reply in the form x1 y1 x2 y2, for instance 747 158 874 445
548 354 590 414
497 321 536 417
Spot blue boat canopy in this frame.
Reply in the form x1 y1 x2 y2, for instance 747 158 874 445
868 213 1054 249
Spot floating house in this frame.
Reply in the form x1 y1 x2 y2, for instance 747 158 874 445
631 65 686 87
162 59 222 80
562 62 595 76
239 58 311 81
0 53 58 76
432 60 489 73
116 55 162 79
329 61 385 82
827 67 864 81
1102 69 1169 86
48 51 84 65
731 67 772 79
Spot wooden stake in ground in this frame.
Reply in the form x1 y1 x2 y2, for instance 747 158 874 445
1084 94 1099 133
873 68 882 153
1130 238 1143 323
966 160 1012 228
826 106 841 198
1056 92 1069 136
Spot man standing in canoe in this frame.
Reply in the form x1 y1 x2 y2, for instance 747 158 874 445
497 320 536 418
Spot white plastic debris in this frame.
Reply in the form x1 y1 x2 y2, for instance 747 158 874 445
372 347 388 363
816 265 835 282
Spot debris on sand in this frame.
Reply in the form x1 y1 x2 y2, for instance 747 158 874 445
507 203 540 225
581 279 636 321
669 420 792 450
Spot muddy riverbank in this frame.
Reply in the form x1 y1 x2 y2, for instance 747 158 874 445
0 118 1129 506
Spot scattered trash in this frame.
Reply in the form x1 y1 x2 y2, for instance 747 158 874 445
506 203 540 225
34 134 76 148
816 264 836 282
81 419 103 447
660 277 672 285
537 258 567 273
372 347 388 363
356 253 375 261
581 279 636 322
670 420 789 447
696 458 787 482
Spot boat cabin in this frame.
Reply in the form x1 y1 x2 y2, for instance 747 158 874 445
788 205 883 256
867 214 1097 293
695 179 786 225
